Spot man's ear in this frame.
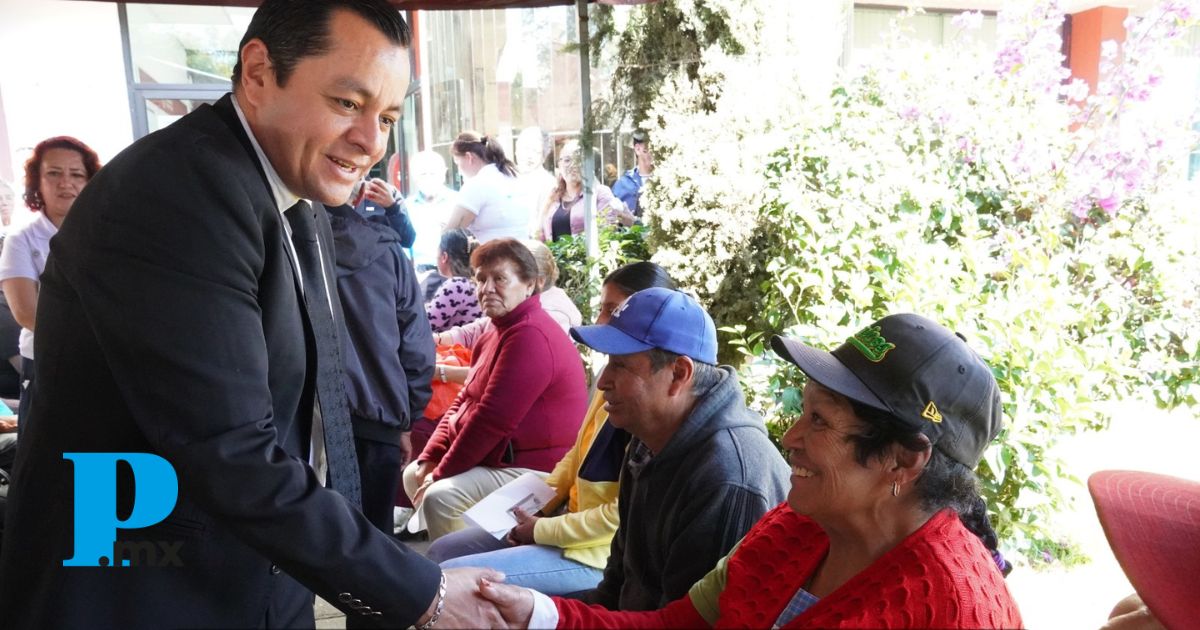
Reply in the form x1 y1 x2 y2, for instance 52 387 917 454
666 356 695 397
238 39 274 105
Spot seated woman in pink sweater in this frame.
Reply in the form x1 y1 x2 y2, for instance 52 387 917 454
479 314 1023 628
404 238 589 540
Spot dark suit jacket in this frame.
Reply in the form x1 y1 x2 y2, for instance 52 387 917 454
0 94 441 629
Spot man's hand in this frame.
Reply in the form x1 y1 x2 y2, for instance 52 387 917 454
478 577 535 629
505 508 538 546
364 178 398 208
0 417 16 433
398 431 413 469
414 568 509 629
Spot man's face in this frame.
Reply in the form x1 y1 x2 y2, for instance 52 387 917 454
515 133 543 174
596 351 675 436
634 142 653 171
412 164 446 196
241 9 411 206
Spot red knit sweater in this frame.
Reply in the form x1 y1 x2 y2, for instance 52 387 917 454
555 504 1023 629
419 296 587 480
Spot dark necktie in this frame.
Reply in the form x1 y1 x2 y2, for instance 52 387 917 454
285 200 362 507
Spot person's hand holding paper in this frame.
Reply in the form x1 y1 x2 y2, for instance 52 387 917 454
462 472 556 540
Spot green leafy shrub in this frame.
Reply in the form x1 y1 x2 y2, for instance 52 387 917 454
548 225 651 322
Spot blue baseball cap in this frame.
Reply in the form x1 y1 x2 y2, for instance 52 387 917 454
570 288 717 364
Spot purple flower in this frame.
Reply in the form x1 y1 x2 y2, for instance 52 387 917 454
995 46 1025 75
1097 193 1120 214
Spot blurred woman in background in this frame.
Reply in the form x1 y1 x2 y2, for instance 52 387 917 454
537 140 633 242
425 228 482 333
445 131 527 243
0 136 101 428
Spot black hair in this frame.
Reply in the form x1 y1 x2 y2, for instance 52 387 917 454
844 398 1012 577
603 261 676 296
231 0 411 88
453 131 518 178
438 228 477 278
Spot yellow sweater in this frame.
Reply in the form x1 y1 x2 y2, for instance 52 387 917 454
532 391 622 569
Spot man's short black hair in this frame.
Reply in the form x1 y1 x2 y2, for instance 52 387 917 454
231 0 411 89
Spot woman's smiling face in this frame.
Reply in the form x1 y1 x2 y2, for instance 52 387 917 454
781 381 891 522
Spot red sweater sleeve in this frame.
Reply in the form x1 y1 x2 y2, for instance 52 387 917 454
432 324 554 480
555 594 709 630
418 412 453 464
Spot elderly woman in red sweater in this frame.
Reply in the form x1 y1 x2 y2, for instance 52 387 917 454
403 238 587 540
481 314 1023 628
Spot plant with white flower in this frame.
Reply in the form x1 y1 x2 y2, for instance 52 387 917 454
626 0 1200 559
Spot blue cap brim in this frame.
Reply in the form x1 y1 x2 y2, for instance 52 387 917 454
571 324 656 356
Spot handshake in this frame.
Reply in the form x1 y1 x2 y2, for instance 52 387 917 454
417 567 540 629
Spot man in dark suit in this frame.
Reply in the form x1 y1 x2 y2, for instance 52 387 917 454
0 1 503 628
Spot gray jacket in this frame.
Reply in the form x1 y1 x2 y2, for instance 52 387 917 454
585 366 790 610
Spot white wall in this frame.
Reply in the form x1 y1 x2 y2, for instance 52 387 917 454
0 0 132 190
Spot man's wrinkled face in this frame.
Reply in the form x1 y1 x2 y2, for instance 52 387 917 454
596 351 674 433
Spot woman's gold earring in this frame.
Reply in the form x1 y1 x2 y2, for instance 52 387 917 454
891 481 900 497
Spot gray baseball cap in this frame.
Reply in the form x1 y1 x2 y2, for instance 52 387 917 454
770 313 1003 469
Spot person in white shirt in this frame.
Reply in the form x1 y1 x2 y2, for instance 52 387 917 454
514 126 556 236
406 150 457 270
444 131 527 243
0 179 16 230
0 136 101 428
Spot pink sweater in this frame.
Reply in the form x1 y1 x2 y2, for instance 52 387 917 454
420 296 588 480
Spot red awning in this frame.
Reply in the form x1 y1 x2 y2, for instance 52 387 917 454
81 0 652 7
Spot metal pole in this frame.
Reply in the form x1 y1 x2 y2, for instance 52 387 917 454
576 0 598 271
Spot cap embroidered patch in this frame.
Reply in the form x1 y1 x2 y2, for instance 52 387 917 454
922 401 943 423
847 325 896 362
611 298 632 319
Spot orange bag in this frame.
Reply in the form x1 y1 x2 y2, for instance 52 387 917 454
421 343 471 420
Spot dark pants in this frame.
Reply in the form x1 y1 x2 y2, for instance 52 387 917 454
352 435 404 536
392 417 438 509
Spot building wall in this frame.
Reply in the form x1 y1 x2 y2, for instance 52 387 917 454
0 0 131 189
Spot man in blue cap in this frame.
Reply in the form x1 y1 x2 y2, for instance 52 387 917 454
568 287 789 611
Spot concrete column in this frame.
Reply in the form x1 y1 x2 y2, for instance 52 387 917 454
1069 6 1128 92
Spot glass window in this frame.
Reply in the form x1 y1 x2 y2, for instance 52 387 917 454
852 8 999 60
417 7 621 183
126 4 252 87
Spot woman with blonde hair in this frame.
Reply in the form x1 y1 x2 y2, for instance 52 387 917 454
537 140 634 242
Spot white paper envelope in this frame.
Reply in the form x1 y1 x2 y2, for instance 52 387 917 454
461 472 556 539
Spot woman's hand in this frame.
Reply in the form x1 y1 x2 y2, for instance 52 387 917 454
412 461 436 507
363 178 397 207
505 508 539 546
478 576 535 629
